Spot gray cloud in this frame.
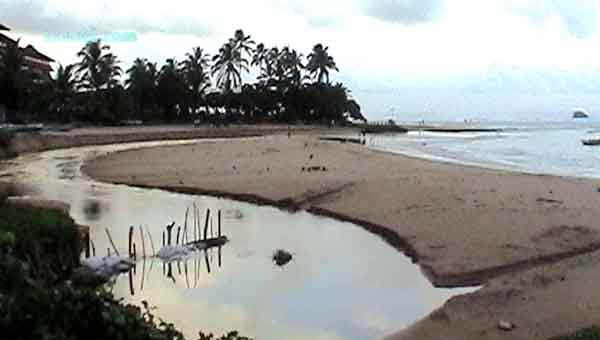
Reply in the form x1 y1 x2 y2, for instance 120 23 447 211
363 0 444 24
0 0 211 37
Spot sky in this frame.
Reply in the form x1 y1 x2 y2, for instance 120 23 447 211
2 0 600 122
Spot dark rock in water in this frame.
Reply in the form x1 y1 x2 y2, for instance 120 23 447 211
273 249 293 267
573 110 589 119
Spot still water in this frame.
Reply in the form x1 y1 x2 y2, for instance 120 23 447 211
369 121 600 179
2 140 471 340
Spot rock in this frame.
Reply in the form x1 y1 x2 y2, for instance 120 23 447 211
273 249 293 267
498 320 515 331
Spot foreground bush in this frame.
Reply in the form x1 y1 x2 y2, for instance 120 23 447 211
0 203 252 340
0 205 80 284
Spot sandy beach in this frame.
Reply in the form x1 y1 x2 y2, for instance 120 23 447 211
82 131 600 340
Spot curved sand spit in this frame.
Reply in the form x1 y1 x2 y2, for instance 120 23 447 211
83 132 600 340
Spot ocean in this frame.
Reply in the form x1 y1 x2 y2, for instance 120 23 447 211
368 121 600 179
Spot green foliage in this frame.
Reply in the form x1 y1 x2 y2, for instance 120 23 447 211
1 28 364 125
554 327 600 340
0 204 252 340
0 205 80 284
0 261 186 340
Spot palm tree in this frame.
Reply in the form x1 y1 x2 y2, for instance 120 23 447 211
125 58 154 120
278 47 304 88
252 43 267 69
211 42 243 91
180 47 211 116
157 58 186 121
263 47 280 85
76 39 121 92
306 43 338 84
231 29 255 63
76 39 122 120
230 29 254 86
51 64 78 121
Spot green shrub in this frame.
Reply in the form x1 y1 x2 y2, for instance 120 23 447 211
0 205 80 284
0 205 253 340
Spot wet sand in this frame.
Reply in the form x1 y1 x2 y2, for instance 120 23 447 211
82 133 600 340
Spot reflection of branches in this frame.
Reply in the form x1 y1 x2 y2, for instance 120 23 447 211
131 247 225 296
166 263 176 284
204 250 211 274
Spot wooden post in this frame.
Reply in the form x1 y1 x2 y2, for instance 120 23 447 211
176 227 181 245
183 207 189 244
105 228 119 256
196 205 200 242
193 204 197 242
128 226 134 257
84 233 90 258
162 231 165 248
133 243 137 260
90 239 96 257
218 210 221 237
203 209 210 240
166 222 175 245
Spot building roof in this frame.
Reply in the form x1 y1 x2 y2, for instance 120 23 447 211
0 33 16 46
0 24 9 31
22 44 55 62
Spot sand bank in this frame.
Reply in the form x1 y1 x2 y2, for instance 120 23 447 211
82 133 600 340
2 124 335 157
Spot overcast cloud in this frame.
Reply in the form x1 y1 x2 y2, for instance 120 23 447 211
363 0 444 24
2 0 600 121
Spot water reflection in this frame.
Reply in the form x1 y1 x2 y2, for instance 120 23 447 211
2 140 475 340
125 246 224 298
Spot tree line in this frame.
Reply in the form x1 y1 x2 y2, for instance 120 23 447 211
0 29 366 125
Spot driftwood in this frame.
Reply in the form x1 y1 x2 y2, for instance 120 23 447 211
186 236 228 250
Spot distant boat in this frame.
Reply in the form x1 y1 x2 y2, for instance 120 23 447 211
582 138 600 146
573 110 589 119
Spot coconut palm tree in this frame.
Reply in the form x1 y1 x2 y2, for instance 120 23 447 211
231 29 255 64
157 58 186 121
76 39 122 121
306 43 338 84
125 58 156 120
51 64 78 121
278 47 304 88
229 29 254 86
76 39 121 92
211 42 243 91
252 44 281 87
180 47 211 116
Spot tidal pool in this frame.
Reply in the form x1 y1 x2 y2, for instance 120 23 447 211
2 140 473 340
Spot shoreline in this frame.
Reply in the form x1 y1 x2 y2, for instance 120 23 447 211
81 135 600 285
82 155 600 289
1 124 350 159
72 133 600 339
